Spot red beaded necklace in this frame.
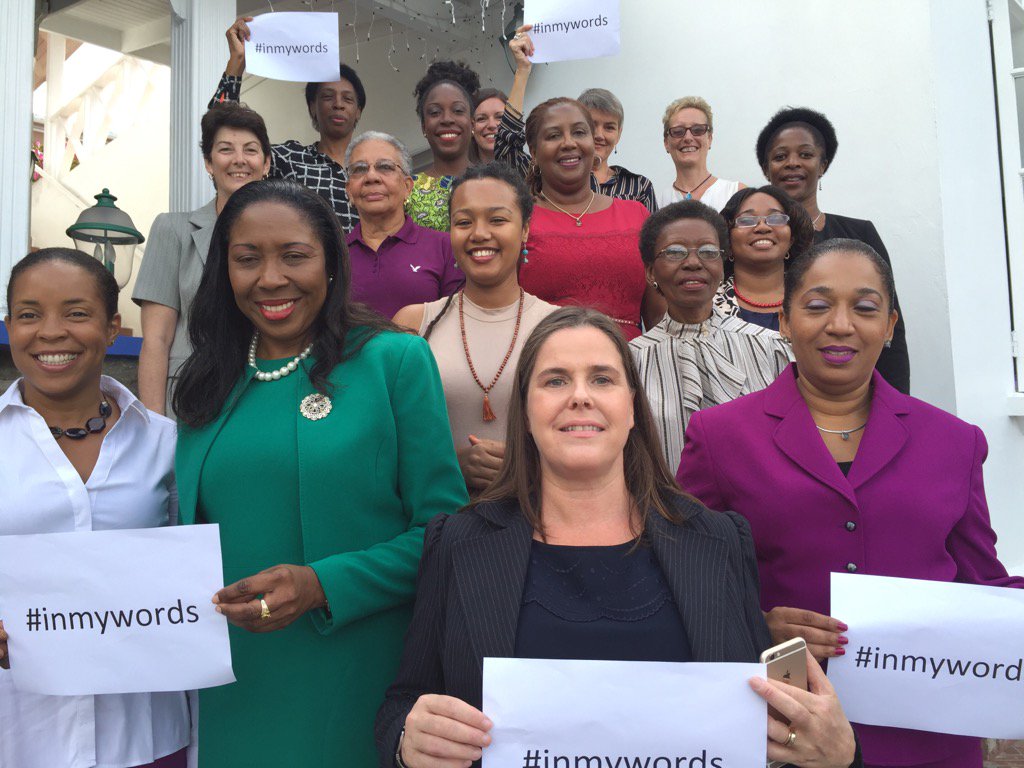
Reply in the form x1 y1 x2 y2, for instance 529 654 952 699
459 288 525 421
732 283 783 309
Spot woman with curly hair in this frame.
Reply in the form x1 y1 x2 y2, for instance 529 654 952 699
406 60 480 231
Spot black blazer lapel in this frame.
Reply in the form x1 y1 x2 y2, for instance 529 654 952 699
452 504 533 662
648 514 728 662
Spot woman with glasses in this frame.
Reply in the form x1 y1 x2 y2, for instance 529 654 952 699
344 132 463 318
756 106 909 393
630 201 790 469
660 97 746 211
715 185 814 331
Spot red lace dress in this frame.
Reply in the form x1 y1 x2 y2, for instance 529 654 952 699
520 199 650 340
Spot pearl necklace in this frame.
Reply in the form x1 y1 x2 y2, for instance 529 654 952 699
247 332 313 381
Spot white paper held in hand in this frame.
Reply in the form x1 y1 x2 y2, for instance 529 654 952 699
828 572 1024 739
0 524 234 696
483 657 765 767
246 12 341 82
523 0 620 64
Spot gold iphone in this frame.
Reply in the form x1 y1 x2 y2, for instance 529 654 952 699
760 638 808 768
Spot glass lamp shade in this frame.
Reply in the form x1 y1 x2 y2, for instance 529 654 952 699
66 188 145 289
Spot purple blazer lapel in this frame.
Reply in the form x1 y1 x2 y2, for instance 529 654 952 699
764 367 859 508
847 371 910 489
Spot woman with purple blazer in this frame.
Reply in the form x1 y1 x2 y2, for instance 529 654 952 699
676 238 1023 768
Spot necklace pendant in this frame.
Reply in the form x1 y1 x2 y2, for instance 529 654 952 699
575 219 583 227
685 192 693 200
300 393 332 421
841 431 851 441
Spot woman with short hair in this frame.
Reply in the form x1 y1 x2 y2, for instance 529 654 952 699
344 131 462 318
133 102 271 415
660 96 746 211
1 248 189 768
630 200 790 469
756 106 909 393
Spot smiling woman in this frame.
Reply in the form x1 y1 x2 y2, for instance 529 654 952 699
171 179 467 767
405 61 480 232
376 306 863 768
1 249 189 768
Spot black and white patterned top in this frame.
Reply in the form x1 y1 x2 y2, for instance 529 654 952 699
209 74 358 231
494 110 658 212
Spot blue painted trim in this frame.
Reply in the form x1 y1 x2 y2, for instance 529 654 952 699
0 325 142 358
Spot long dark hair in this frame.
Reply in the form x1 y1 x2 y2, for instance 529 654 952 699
423 163 534 341
473 307 694 536
173 179 396 427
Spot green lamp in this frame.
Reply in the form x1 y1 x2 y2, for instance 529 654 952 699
66 188 145 289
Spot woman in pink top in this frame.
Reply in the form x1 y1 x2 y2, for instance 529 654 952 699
517 97 663 340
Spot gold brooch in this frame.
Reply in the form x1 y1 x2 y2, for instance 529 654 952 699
299 393 332 421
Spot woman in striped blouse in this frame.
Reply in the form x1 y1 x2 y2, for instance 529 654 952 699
630 200 791 470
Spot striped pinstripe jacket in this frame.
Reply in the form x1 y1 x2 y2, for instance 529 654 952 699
630 307 791 471
375 498 772 767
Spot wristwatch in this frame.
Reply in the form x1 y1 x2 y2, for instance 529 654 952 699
395 727 410 768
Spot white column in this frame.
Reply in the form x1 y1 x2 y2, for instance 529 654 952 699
0 1 35 315
169 0 236 213
43 32 67 176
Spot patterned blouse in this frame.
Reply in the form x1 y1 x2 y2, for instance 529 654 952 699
629 306 791 470
494 110 658 212
405 173 455 232
209 74 358 231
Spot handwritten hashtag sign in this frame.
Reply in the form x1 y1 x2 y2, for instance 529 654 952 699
0 525 234 696
523 0 620 64
828 573 1024 739
483 658 765 767
246 12 341 83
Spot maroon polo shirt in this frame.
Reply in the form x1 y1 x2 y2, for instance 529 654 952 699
346 215 464 318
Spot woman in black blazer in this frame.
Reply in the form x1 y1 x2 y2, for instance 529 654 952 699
376 306 862 768
755 106 910 394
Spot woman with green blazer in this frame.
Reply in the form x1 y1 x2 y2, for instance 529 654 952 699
172 179 468 767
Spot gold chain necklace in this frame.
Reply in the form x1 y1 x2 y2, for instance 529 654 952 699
539 190 596 227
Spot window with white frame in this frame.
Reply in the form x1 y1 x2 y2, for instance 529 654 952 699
990 0 1024 393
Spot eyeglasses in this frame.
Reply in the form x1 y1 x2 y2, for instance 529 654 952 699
733 213 790 228
655 244 725 262
347 160 405 179
666 124 710 139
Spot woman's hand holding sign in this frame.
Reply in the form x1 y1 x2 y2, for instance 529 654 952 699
401 694 492 768
766 607 848 662
750 653 857 768
213 564 327 633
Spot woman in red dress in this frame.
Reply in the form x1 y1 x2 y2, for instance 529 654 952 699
519 97 663 339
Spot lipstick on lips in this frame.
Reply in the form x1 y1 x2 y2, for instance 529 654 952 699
820 346 856 364
258 299 296 321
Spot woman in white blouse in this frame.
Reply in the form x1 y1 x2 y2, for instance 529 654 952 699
0 248 188 768
630 201 790 471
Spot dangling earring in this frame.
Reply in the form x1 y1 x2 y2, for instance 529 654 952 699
819 179 823 191
520 246 529 263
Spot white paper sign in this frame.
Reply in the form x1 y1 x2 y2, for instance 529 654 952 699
524 0 620 64
828 573 1024 739
483 658 765 768
0 525 234 696
246 12 341 82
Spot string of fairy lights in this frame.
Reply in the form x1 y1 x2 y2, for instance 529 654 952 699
256 0 523 81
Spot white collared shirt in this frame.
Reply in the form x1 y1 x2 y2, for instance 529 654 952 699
0 376 189 768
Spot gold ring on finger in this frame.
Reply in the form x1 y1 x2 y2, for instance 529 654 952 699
259 598 271 620
785 730 796 747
